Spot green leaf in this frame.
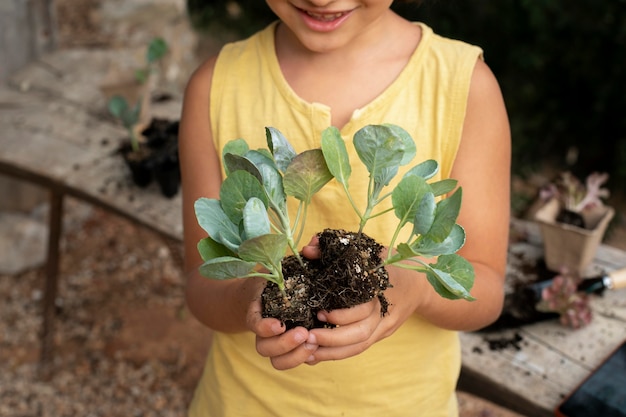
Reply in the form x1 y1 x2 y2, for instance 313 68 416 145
405 160 439 180
224 138 249 157
198 256 257 280
147 37 168 64
321 126 352 186
383 123 416 165
284 149 333 203
391 175 430 228
197 236 235 261
425 188 463 243
194 198 242 250
394 242 415 259
425 254 475 300
353 125 406 185
220 170 268 224
413 192 436 235
266 127 297 173
244 149 278 171
430 179 458 197
107 95 129 119
239 234 288 267
244 150 286 213
223 153 263 183
411 224 466 256
134 69 149 84
222 139 249 174
108 95 141 131
215 230 242 253
243 197 271 239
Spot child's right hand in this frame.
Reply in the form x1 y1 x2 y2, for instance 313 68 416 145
247 296 319 370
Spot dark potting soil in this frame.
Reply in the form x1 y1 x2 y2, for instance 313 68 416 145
118 118 181 197
556 208 586 229
261 229 391 330
480 255 558 333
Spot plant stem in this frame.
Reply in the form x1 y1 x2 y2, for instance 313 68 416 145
129 129 140 153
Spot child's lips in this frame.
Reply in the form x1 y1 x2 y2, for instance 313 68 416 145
296 7 353 31
303 10 349 22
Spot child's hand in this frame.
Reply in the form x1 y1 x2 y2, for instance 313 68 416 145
247 294 319 371
301 235 321 260
305 266 422 365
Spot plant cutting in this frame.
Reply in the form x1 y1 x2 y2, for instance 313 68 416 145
194 124 475 329
535 171 614 275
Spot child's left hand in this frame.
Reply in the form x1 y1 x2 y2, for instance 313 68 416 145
300 237 422 365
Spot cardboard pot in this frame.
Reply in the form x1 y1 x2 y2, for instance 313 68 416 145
535 198 615 276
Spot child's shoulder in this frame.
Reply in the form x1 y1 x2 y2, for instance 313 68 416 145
418 22 483 57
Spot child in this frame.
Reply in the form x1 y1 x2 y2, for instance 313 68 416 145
178 1 511 415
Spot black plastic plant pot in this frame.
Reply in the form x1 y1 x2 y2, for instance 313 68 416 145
153 159 180 198
120 144 153 188
127 159 153 188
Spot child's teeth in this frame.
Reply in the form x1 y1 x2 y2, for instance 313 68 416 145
306 12 344 21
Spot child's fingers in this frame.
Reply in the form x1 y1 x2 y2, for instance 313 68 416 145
318 298 379 326
255 327 318 370
301 235 321 259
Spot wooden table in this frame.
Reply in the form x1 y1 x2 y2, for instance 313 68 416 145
1 56 183 374
458 220 626 417
2 50 626 411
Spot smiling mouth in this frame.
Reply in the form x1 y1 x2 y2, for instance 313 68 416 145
302 10 348 22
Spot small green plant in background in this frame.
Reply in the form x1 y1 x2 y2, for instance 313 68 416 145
106 37 169 152
194 124 475 302
135 37 169 84
107 96 141 152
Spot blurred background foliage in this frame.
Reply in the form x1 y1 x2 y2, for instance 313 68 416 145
186 0 626 201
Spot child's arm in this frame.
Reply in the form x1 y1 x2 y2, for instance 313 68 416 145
304 58 511 364
179 58 318 369
419 58 511 329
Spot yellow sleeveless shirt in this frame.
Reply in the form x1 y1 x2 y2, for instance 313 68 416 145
189 21 482 417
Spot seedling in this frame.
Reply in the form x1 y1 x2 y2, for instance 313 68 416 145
135 37 169 84
195 124 475 303
321 125 474 300
108 95 141 152
106 38 168 153
194 127 332 296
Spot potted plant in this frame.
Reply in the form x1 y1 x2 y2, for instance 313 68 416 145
535 171 614 275
108 96 180 197
194 124 475 329
104 37 181 198
100 37 169 129
107 95 152 187
140 118 181 198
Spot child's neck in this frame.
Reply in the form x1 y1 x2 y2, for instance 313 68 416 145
275 18 422 129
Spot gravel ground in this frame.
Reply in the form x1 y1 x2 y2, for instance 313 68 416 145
0 198 210 417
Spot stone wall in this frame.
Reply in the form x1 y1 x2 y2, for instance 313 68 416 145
0 0 56 210
0 0 57 83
